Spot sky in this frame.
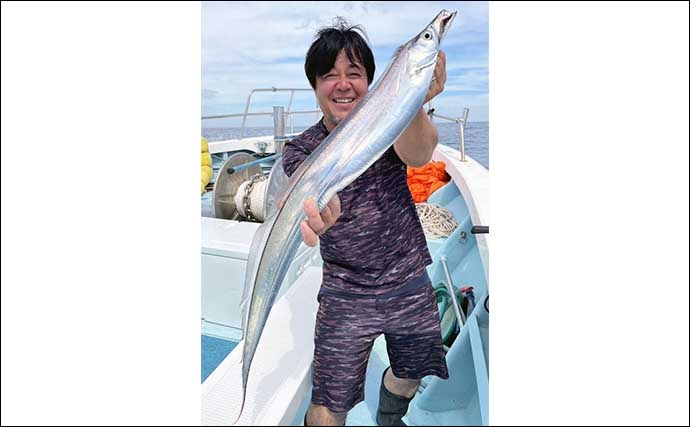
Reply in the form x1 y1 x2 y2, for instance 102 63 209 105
202 1 488 128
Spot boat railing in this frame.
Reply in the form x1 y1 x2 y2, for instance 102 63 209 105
428 105 470 162
201 87 320 139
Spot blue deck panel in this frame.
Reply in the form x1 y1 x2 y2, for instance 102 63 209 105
201 335 238 383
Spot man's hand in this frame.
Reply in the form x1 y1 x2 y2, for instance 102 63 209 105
423 50 447 104
300 195 341 247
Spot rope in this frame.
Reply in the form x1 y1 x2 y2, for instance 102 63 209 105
415 203 458 239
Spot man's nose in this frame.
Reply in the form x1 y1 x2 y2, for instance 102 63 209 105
335 75 351 90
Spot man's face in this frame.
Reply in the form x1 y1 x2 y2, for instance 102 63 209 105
315 49 369 132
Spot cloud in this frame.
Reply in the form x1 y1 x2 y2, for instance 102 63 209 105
202 89 219 99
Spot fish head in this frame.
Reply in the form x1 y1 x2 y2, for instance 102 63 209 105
401 10 457 78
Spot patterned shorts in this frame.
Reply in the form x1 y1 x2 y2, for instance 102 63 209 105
310 272 449 413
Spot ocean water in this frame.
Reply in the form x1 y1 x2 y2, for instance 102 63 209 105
437 121 489 169
202 121 489 169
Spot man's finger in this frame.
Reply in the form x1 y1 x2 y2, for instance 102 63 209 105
436 51 447 86
305 199 325 234
320 204 334 229
300 221 318 247
304 198 319 217
328 195 341 218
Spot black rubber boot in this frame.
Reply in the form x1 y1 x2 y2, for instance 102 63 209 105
376 367 413 426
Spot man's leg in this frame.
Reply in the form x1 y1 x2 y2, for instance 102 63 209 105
310 293 381 425
377 283 450 425
376 367 418 426
305 403 347 426
384 368 420 399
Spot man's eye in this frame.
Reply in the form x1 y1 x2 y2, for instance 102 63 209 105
349 73 361 78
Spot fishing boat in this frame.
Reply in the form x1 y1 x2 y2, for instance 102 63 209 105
200 88 489 426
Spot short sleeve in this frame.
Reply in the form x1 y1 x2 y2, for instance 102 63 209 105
282 137 311 177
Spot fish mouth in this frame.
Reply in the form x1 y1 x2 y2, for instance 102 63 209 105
437 10 457 41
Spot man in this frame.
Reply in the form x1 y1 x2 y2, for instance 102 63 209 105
282 20 449 426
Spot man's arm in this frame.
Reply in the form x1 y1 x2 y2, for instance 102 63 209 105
393 109 439 167
393 51 447 167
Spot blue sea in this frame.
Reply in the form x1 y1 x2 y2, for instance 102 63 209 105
202 121 489 169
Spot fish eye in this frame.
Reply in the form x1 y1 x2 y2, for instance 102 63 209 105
423 31 433 40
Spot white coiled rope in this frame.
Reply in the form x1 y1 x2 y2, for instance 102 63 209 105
415 203 459 239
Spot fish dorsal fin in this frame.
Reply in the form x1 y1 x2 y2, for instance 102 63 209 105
239 214 276 338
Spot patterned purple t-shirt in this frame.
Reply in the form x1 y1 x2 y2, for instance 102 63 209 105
282 119 432 296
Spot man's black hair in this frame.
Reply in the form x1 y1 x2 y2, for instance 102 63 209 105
304 17 376 89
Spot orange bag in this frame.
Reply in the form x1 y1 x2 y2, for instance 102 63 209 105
407 161 450 203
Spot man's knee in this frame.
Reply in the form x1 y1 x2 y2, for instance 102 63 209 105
306 404 347 426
